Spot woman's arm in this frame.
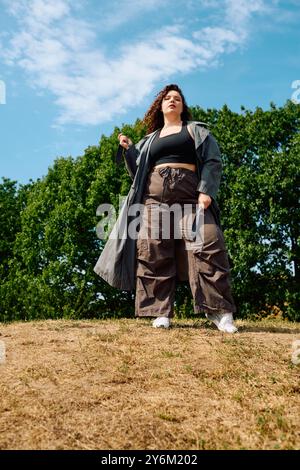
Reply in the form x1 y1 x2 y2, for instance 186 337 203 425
197 133 222 203
123 144 140 180
117 134 148 181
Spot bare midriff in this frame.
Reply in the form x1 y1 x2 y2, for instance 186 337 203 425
153 162 196 172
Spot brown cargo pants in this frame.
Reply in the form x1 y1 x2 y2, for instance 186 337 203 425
135 167 236 318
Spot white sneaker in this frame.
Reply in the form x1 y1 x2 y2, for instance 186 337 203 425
152 317 171 328
205 312 238 333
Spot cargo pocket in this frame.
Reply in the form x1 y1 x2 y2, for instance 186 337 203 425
136 235 149 258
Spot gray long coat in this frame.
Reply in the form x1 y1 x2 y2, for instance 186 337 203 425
94 121 222 291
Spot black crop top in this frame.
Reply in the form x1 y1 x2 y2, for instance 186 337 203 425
149 121 197 167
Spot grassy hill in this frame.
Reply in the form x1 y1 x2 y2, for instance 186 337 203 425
0 318 299 450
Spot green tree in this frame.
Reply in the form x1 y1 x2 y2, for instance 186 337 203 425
0 104 299 321
192 100 300 318
0 178 33 278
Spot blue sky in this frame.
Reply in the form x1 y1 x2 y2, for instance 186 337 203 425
0 0 299 185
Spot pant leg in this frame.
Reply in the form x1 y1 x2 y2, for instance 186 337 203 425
186 206 236 314
135 199 176 318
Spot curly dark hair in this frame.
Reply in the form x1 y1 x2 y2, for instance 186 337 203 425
142 84 193 134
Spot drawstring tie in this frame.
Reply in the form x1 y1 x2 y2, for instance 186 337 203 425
158 167 184 204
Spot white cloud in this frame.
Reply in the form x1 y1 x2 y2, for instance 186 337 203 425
193 27 241 56
96 0 171 31
225 0 268 23
0 0 273 126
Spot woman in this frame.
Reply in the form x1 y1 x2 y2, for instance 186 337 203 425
94 84 237 333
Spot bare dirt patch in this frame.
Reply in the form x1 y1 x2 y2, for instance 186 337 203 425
0 318 299 449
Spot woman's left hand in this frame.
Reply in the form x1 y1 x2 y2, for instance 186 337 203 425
198 192 212 209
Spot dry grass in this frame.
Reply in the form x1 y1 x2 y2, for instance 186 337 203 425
0 317 299 450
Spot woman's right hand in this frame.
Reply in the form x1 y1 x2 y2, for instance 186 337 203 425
118 133 133 150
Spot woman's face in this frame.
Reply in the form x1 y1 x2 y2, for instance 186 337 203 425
161 90 183 119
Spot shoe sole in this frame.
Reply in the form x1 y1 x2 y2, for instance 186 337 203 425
219 327 238 333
